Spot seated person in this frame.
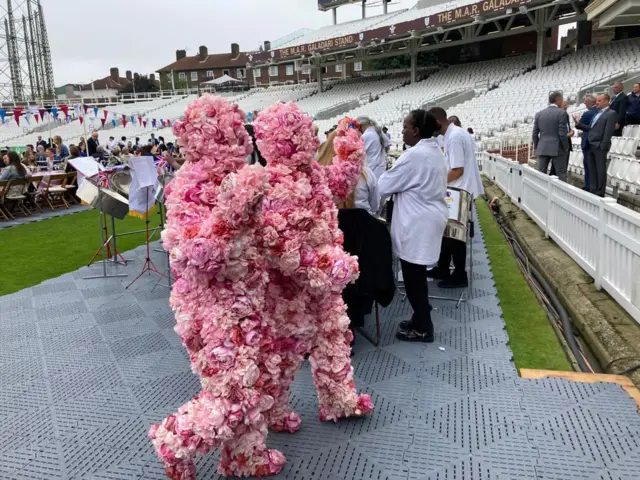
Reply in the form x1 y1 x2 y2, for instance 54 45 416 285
0 151 27 181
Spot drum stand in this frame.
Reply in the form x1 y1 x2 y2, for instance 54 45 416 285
126 187 168 289
84 183 128 280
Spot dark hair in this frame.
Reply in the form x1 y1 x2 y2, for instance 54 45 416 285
408 109 440 139
159 136 165 142
141 145 153 155
448 115 461 127
69 145 80 157
6 150 26 176
121 136 126 141
245 124 266 166
427 107 447 122
467 127 474 135
601 93 611 102
549 91 563 104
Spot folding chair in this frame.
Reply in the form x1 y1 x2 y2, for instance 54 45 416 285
0 180 12 220
41 173 69 210
64 171 78 205
4 179 31 217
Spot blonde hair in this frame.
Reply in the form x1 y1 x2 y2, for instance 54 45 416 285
316 130 367 209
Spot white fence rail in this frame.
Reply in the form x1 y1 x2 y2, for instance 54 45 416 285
478 151 640 325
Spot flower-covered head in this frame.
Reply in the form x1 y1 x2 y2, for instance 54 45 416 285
333 117 366 167
173 94 252 164
254 103 320 168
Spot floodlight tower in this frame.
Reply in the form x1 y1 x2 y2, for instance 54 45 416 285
0 0 55 104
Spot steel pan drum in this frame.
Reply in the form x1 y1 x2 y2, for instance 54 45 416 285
77 180 129 220
444 187 472 243
110 171 132 199
155 172 175 203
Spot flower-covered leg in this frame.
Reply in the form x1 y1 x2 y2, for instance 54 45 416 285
308 293 374 422
218 423 285 477
264 349 306 433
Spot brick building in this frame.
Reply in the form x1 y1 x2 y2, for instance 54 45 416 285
156 43 360 88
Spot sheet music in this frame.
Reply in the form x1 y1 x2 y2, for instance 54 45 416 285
129 156 157 188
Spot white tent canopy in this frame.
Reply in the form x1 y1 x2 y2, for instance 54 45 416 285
202 74 244 86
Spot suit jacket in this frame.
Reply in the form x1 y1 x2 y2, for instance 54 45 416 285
338 209 395 327
87 138 99 156
610 92 630 127
576 109 617 152
575 107 598 151
532 105 569 157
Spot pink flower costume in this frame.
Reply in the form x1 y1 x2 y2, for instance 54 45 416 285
149 96 372 479
254 105 373 428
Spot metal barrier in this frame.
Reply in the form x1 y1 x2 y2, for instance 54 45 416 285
478 151 640 325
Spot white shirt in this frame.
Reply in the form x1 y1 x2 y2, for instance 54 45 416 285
379 138 449 266
443 124 484 199
353 166 379 214
363 126 388 180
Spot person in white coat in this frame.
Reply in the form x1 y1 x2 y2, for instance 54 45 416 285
379 109 449 342
358 116 390 180
428 108 484 289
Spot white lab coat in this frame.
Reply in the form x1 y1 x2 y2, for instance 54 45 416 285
353 166 380 214
363 126 388 180
379 138 449 266
444 125 484 199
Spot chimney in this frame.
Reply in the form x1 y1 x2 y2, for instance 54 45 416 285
231 43 240 58
126 70 132 81
134 72 140 81
176 49 187 61
150 73 156 83
110 67 119 81
199 45 208 61
264 41 271 52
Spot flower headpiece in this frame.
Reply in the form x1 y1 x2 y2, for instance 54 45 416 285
172 94 252 163
254 102 320 168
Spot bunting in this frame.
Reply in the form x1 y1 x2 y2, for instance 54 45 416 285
83 104 89 114
60 105 69 117
152 119 157 128
79 115 84 125
51 106 58 119
100 118 106 127
122 114 128 127
0 109 6 123
39 108 46 119
13 106 23 126
34 113 39 123
143 120 147 128
103 109 108 119
138 115 143 125
112 119 116 127
93 106 99 117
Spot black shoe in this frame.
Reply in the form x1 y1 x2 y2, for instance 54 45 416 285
427 268 447 280
438 277 468 289
396 329 434 343
398 320 413 332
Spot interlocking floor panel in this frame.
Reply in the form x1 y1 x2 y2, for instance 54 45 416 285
1 215 639 480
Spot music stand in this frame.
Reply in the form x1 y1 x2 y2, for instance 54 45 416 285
126 156 168 289
151 170 173 290
83 182 128 281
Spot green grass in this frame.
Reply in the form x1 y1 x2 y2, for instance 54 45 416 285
476 199 572 372
0 209 148 296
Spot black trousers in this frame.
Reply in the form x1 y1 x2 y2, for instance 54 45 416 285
626 115 640 126
400 259 433 336
437 237 467 280
587 146 608 197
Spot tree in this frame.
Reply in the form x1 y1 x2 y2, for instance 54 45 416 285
120 75 160 94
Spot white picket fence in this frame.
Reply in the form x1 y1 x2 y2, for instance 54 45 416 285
478 151 640 325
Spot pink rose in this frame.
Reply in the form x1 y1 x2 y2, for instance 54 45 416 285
185 239 211 269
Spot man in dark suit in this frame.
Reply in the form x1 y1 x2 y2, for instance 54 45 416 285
575 94 598 190
609 81 629 136
532 91 569 182
574 93 617 197
87 131 99 157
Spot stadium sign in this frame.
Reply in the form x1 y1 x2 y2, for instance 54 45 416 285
250 0 534 62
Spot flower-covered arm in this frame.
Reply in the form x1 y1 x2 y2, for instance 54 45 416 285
322 118 365 203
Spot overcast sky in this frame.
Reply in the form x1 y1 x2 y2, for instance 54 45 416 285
42 0 416 85
41 0 569 86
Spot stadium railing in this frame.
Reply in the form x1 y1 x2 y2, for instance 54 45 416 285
477 151 640 325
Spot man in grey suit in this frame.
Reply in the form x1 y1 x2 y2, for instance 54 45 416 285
574 93 617 197
532 91 569 182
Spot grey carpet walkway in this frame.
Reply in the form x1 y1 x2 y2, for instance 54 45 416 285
0 219 639 479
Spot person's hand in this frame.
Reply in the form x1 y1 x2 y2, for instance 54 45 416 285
616 123 620 130
568 130 575 138
573 113 580 123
